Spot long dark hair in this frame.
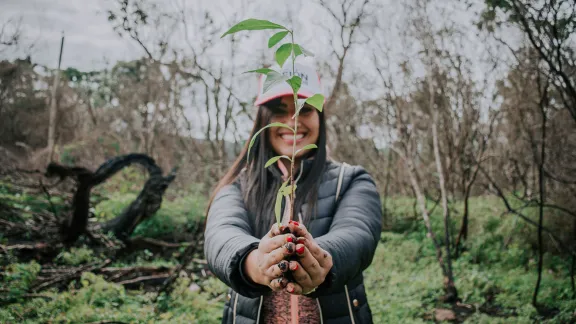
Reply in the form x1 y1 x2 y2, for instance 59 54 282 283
206 97 327 237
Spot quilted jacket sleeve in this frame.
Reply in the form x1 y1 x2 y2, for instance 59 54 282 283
204 183 270 298
310 165 382 297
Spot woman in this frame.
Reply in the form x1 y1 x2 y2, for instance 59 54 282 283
204 60 382 323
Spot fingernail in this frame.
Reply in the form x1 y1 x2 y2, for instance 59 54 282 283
286 235 294 243
296 237 306 244
278 261 287 271
284 243 295 254
293 221 299 226
291 262 299 271
288 285 295 293
296 245 305 255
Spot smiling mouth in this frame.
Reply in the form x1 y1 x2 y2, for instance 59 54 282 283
279 133 307 144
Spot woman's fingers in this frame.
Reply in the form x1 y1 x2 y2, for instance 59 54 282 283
261 232 297 253
269 277 289 291
289 260 314 288
294 243 323 283
267 223 284 238
300 237 333 269
285 221 313 240
286 281 303 295
260 242 295 270
264 260 289 278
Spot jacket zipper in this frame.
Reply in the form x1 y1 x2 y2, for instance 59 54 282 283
344 285 356 324
255 296 263 324
232 292 239 324
316 298 324 324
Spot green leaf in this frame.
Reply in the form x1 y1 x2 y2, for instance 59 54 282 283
265 155 291 168
247 122 294 162
263 71 289 93
305 94 325 112
275 43 293 68
293 44 314 57
295 144 318 156
282 184 297 196
244 68 275 75
286 76 302 94
293 44 303 56
293 98 307 118
275 180 289 224
268 31 290 48
221 19 286 38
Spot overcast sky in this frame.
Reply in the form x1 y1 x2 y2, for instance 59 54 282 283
1 0 358 70
1 0 516 143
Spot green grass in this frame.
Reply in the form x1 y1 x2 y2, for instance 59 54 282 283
369 196 575 323
2 180 575 323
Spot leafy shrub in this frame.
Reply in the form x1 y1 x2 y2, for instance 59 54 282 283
55 246 100 266
0 262 41 303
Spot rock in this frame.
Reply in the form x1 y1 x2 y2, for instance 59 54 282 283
434 308 456 322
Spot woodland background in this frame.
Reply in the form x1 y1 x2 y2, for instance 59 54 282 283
1 0 575 322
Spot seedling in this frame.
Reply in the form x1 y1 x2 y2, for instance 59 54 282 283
221 19 324 228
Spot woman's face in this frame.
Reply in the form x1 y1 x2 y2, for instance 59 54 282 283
268 95 320 159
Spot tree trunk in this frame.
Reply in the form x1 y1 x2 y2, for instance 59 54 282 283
45 154 176 243
533 78 547 307
47 33 65 164
432 108 458 302
382 151 392 229
572 217 576 299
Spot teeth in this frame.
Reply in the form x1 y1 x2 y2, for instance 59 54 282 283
281 134 304 140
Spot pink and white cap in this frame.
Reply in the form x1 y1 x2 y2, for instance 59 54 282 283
254 59 323 106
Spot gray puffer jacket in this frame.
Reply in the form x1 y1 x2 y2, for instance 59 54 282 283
204 160 382 323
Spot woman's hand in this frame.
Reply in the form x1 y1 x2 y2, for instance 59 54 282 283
283 221 334 295
243 224 297 290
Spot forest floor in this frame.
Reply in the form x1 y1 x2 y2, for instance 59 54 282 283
1 168 575 323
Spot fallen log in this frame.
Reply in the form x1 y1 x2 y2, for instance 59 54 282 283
44 153 177 243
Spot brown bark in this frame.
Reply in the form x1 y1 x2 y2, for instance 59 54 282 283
431 96 458 302
44 154 176 243
533 75 548 307
47 33 64 163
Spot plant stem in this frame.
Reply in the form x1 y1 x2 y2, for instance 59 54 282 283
289 30 298 224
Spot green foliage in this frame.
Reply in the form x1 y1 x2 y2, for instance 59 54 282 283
2 193 575 322
56 246 100 266
0 271 227 323
304 94 325 112
0 262 41 303
275 180 289 225
247 122 294 162
275 43 294 67
286 75 302 93
295 144 318 156
244 68 275 75
265 155 291 168
132 194 205 238
367 196 575 323
94 193 138 221
0 181 68 217
220 18 286 38
268 31 289 48
293 44 314 57
222 18 324 226
262 70 289 93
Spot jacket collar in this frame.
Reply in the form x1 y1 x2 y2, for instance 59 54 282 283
268 158 315 184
